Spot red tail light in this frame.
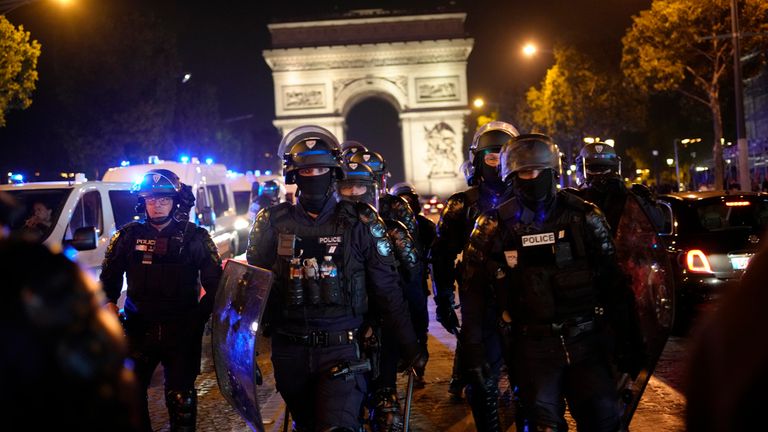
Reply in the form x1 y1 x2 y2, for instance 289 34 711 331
686 249 713 273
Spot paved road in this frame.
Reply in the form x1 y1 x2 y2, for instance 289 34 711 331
147 299 688 431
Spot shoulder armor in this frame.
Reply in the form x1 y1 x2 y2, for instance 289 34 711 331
379 194 418 235
353 201 388 239
558 189 593 212
464 209 500 270
442 191 468 218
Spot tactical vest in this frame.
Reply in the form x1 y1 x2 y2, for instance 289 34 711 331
496 196 598 324
270 203 367 320
125 223 199 316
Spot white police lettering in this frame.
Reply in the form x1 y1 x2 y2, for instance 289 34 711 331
318 236 342 255
318 236 342 244
521 232 556 247
135 238 156 252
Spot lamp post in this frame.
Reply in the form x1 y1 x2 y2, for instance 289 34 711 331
674 138 702 191
730 0 750 191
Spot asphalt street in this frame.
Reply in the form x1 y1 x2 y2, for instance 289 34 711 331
146 299 687 431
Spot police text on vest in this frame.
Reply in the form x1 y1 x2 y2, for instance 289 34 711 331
521 232 556 247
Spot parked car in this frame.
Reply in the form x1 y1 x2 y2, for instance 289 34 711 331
658 191 768 329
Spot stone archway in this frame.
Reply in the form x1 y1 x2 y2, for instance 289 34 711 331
264 11 473 197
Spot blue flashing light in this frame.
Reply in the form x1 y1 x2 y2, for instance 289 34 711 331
254 170 261 176
180 155 190 164
11 174 24 182
120 160 130 167
264 170 272 175
205 157 213 165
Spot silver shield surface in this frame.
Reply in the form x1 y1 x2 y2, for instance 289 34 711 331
212 259 273 432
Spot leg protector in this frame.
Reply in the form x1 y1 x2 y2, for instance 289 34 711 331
369 387 403 432
166 389 197 432
467 379 501 432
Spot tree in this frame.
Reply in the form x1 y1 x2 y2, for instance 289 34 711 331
524 46 644 169
0 15 41 127
622 0 768 190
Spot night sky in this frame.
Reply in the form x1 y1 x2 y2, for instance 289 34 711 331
0 0 653 179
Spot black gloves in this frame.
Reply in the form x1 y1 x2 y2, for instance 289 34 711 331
435 297 460 334
399 342 428 372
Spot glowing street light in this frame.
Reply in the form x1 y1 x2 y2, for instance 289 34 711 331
472 97 485 109
522 42 538 57
2 0 74 14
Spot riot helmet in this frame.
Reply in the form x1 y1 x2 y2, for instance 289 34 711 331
279 125 344 185
500 133 562 205
349 150 389 190
467 121 520 186
575 141 621 186
389 181 420 215
337 161 379 207
340 140 368 162
258 179 282 206
133 169 187 225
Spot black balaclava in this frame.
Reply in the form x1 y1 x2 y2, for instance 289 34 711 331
296 171 333 213
479 150 505 193
513 169 556 208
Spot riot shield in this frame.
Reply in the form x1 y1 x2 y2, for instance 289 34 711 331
613 193 675 427
212 259 273 432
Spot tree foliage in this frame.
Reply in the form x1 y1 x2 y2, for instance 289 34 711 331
622 0 768 189
524 45 644 164
0 16 41 127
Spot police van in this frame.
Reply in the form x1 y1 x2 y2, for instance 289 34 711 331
103 159 240 259
0 175 139 274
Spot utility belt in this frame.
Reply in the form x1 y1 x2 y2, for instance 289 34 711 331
275 328 358 347
518 316 599 338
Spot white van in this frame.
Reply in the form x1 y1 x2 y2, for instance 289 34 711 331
103 160 240 259
0 178 139 274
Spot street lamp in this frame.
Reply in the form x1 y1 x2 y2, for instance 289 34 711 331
673 137 702 191
471 97 500 127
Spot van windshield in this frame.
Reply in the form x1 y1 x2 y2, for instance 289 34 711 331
6 188 72 241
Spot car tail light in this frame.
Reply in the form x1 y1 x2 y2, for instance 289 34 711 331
686 249 713 273
725 201 750 207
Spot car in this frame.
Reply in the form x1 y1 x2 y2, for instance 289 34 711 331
658 190 768 330
420 195 445 215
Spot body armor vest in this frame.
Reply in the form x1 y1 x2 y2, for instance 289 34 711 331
125 223 199 317
270 203 367 321
496 195 598 324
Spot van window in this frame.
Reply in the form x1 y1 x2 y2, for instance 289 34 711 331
233 191 250 215
65 191 103 240
6 188 72 241
207 185 228 217
109 190 143 229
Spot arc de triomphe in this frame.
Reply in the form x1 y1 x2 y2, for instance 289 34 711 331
263 10 473 197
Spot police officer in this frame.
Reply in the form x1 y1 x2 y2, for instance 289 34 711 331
461 134 645 431
353 153 429 385
389 181 436 388
246 126 426 432
249 179 283 222
101 169 223 432
340 140 368 162
430 120 518 427
573 141 665 233
336 161 421 431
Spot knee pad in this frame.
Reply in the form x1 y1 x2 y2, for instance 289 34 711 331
165 389 197 431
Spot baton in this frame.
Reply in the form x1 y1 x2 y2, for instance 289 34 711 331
403 367 416 432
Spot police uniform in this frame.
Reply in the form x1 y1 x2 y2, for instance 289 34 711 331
461 134 644 431
431 121 518 431
101 220 222 431
247 126 422 432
